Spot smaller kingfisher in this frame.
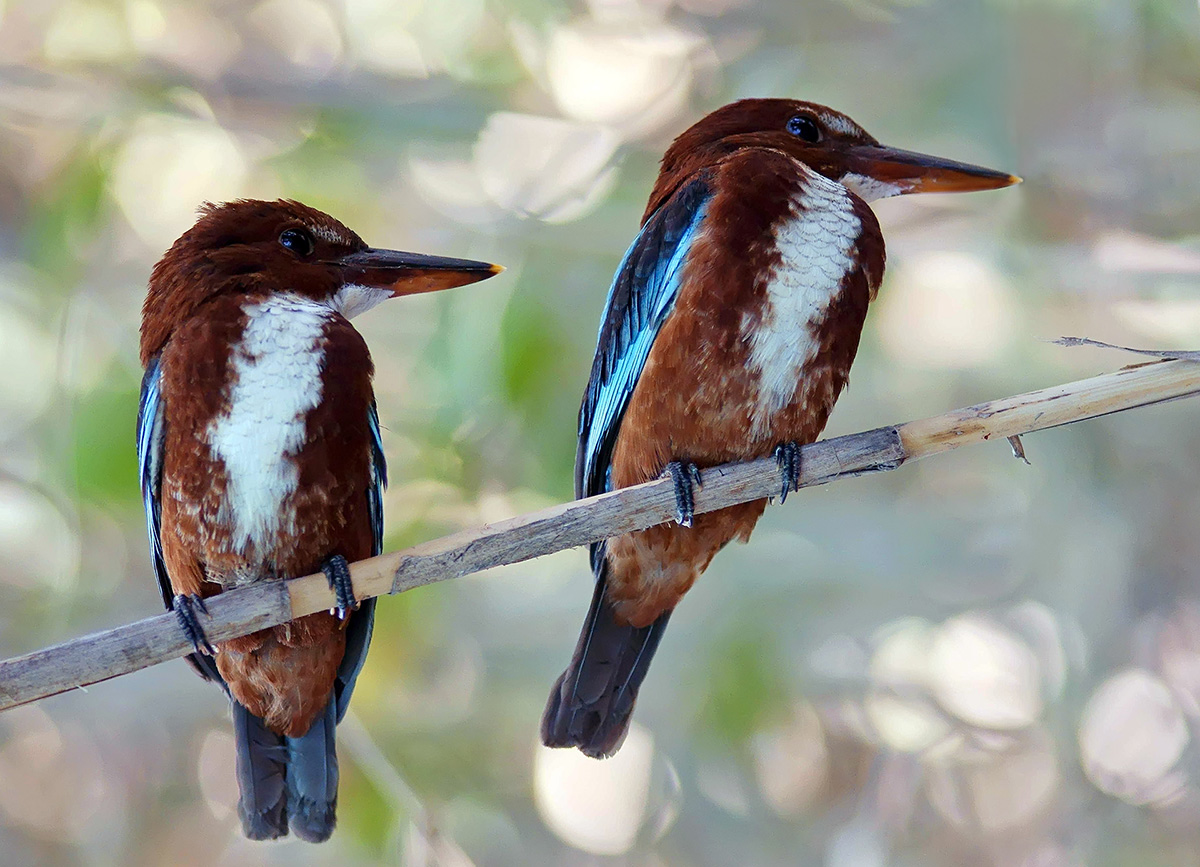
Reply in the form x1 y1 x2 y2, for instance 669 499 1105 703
137 199 500 840
542 99 1019 757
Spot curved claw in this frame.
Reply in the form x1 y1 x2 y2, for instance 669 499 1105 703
321 555 358 620
173 593 216 656
774 441 802 504
666 461 702 527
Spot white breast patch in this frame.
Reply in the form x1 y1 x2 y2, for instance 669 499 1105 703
207 293 331 555
743 171 860 434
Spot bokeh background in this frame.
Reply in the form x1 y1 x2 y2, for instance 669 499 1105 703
2 0 1200 864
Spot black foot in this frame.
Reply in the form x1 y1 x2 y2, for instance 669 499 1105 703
666 461 702 527
774 441 802 503
173 593 216 656
321 555 357 621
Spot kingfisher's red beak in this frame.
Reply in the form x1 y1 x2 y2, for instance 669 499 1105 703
334 248 503 296
844 144 1021 194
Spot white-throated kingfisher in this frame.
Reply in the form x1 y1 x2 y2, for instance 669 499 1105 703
542 99 1019 758
137 199 500 840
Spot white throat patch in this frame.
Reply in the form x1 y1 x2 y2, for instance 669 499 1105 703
331 283 392 320
839 172 903 203
743 171 861 434
208 293 331 555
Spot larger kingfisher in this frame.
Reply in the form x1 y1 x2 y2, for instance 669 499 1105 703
542 99 1019 757
137 199 500 840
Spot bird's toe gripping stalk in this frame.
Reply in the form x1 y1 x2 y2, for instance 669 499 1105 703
173 593 216 656
666 461 703 528
774 441 802 503
322 554 358 620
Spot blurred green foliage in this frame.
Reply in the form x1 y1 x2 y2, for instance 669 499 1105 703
71 374 140 503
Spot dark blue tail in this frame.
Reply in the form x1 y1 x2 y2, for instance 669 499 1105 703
232 598 374 841
232 703 287 840
233 699 339 842
541 556 671 758
284 699 339 842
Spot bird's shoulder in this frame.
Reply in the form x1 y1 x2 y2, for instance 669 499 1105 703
699 146 886 294
314 315 374 400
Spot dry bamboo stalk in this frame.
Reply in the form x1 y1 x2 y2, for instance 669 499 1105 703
2 359 1198 712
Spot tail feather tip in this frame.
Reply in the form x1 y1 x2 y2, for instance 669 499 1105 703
540 674 631 760
288 797 336 843
239 802 288 841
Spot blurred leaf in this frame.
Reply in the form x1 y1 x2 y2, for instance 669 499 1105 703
71 375 139 504
496 282 581 498
338 763 394 856
363 579 448 669
500 297 564 408
697 630 791 749
23 146 110 284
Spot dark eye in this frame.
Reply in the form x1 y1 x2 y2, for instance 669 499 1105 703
787 114 821 143
279 228 315 256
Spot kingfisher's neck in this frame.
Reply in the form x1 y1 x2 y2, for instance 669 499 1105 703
664 151 886 439
156 288 376 579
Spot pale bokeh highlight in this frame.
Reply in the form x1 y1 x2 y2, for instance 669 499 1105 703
533 723 655 855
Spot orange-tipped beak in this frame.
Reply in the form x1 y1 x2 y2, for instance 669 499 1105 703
844 144 1021 195
334 248 503 296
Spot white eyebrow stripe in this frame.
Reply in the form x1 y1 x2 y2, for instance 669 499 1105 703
308 224 350 244
819 112 861 137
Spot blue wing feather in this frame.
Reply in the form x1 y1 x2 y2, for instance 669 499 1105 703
575 177 712 500
366 401 387 557
548 177 712 747
137 358 170 608
334 401 385 721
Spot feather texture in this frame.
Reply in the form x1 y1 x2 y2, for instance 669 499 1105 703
576 177 712 500
134 198 499 840
541 550 671 757
547 147 884 754
137 357 223 684
138 346 387 837
545 97 1011 759
284 699 339 842
544 177 710 754
233 703 288 840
